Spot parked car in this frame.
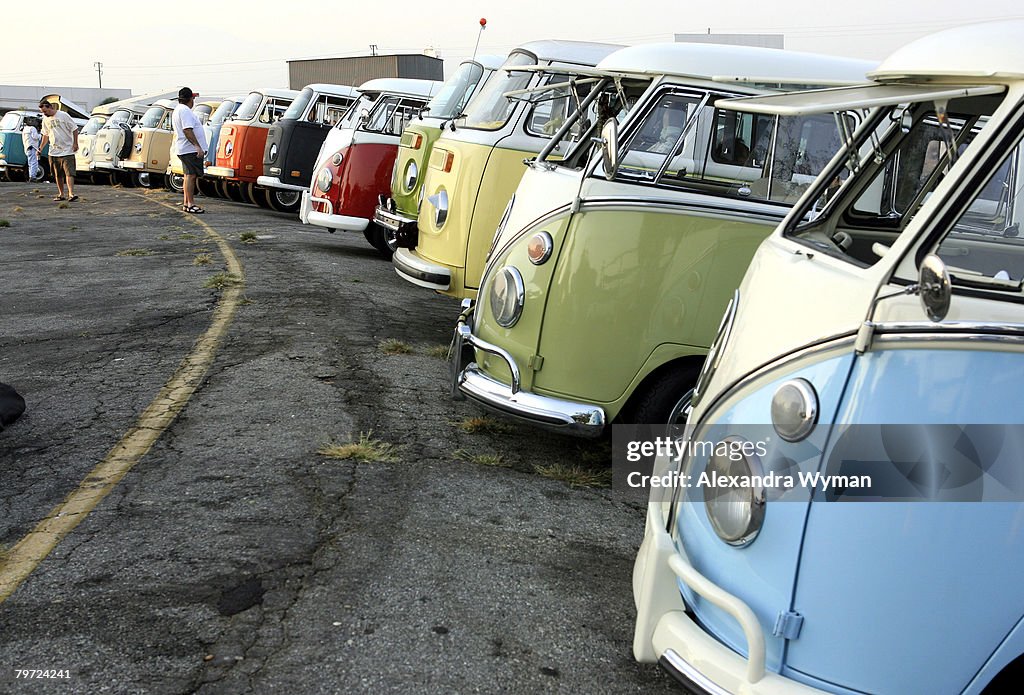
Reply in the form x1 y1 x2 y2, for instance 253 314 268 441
297 78 441 256
196 97 243 198
256 83 359 212
206 88 300 204
450 43 873 434
392 40 623 296
166 99 223 193
633 19 1024 694
91 103 152 185
372 55 504 250
119 98 178 188
75 112 108 182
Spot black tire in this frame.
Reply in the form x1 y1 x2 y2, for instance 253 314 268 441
362 224 395 258
6 167 26 182
116 171 137 188
166 172 184 193
197 177 219 198
223 181 246 203
252 186 273 209
115 124 133 160
618 364 701 427
242 182 260 206
266 188 302 213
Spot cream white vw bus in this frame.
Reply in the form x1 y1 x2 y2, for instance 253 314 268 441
451 43 872 434
633 20 1024 694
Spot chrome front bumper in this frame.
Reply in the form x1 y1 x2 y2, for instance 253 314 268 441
205 165 235 178
372 200 416 233
93 160 118 170
257 175 305 192
450 305 606 437
298 190 368 231
393 248 451 290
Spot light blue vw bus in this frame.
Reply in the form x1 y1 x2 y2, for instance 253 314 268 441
633 20 1024 694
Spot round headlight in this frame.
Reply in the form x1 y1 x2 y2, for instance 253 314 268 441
134 142 143 153
432 188 449 228
269 143 278 161
771 379 818 442
316 167 332 193
489 266 525 328
527 232 553 265
704 436 765 546
225 140 234 156
403 160 418 193
331 152 343 167
104 142 111 153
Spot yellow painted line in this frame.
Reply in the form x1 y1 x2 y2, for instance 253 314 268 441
0 194 244 604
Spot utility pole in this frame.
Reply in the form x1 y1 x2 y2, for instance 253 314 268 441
369 44 378 57
94 61 103 89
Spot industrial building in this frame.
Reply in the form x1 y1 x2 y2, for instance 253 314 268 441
287 54 444 90
0 85 132 115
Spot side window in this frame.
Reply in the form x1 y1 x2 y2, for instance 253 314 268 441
324 97 351 126
526 93 569 137
934 140 1024 283
765 114 851 204
307 96 326 124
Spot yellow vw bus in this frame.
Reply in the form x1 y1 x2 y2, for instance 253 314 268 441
393 40 622 297
165 99 222 193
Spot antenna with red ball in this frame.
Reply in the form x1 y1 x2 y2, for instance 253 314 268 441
471 18 487 62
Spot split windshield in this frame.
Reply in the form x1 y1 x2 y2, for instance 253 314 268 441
193 104 213 124
463 52 536 130
424 62 486 120
785 92 1012 268
606 88 851 205
82 116 105 135
232 92 264 121
0 113 21 131
140 106 166 129
106 110 132 127
210 100 236 125
360 95 425 136
284 88 315 121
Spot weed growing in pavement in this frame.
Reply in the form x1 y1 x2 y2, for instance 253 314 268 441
57 203 69 209
454 416 513 435
0 219 9 228
157 234 171 240
427 344 450 359
115 248 154 257
12 206 24 213
193 253 213 266
319 431 399 463
577 440 612 466
239 232 258 243
203 273 240 289
534 463 613 488
453 449 508 467
32 189 40 194
179 233 198 240
351 278 362 283
37 195 45 199
69 225 79 232
378 338 413 355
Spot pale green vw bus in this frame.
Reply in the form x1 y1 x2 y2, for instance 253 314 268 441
451 43 874 434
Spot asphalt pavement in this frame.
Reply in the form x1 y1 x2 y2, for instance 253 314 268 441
0 181 678 694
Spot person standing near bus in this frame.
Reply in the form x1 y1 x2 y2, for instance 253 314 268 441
21 116 42 182
171 87 208 214
38 100 79 201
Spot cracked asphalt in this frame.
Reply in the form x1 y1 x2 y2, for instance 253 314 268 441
0 181 677 694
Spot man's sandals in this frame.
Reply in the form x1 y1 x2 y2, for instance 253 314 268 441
182 204 205 214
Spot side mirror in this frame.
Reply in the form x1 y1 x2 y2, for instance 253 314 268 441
919 254 951 322
358 109 370 126
601 118 619 181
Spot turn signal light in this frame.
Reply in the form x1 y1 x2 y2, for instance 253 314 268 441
441 150 454 172
409 133 423 150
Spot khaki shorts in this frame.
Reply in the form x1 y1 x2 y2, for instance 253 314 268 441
49 155 76 178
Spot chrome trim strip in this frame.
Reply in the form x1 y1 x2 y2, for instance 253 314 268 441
660 650 731 695
373 204 417 232
578 197 784 224
874 333 1024 346
873 320 1024 336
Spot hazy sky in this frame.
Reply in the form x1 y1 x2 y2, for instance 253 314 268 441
5 0 1023 96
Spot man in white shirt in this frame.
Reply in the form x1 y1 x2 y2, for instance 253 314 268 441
38 100 79 201
172 87 209 214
